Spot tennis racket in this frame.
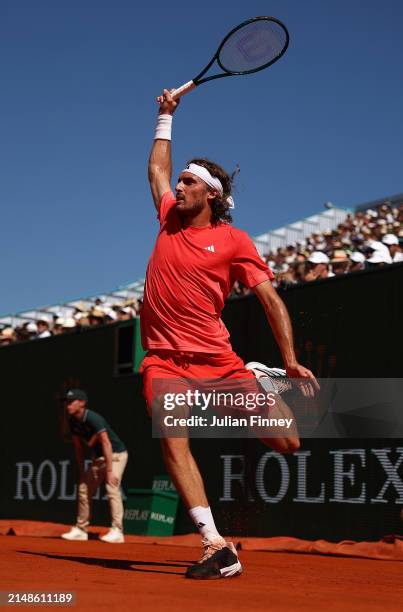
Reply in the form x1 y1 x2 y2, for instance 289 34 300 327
170 16 289 100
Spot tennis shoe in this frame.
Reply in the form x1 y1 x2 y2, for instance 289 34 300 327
245 361 291 395
186 537 242 579
99 527 125 543
61 526 88 541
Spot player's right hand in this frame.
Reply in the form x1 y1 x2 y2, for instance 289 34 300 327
156 88 180 115
106 471 120 487
285 363 320 397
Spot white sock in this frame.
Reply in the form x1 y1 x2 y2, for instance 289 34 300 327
189 506 222 541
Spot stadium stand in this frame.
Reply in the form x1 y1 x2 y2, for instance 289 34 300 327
0 194 402 345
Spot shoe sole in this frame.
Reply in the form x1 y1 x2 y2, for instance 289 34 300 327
99 537 125 543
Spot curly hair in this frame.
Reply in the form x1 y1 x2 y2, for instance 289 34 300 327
187 158 233 225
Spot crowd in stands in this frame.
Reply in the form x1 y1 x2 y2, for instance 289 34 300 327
0 298 141 346
1 202 402 346
233 201 403 296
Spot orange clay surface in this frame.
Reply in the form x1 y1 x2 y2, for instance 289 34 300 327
1 535 403 612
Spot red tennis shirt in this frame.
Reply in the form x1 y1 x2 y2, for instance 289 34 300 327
140 191 273 353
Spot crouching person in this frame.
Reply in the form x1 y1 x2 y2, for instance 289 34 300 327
61 388 128 543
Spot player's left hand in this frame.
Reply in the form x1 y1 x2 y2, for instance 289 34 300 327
156 88 180 115
106 472 119 487
285 363 320 397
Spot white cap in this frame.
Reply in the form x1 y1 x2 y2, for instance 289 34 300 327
105 309 117 320
62 318 76 328
74 311 90 321
26 322 38 333
307 251 330 264
350 251 366 263
121 306 135 315
367 240 391 256
367 250 392 264
382 233 399 246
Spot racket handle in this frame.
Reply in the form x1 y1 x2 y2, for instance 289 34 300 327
171 80 197 100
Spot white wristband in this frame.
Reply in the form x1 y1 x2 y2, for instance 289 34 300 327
154 114 172 141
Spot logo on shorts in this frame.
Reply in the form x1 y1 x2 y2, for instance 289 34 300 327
204 245 215 253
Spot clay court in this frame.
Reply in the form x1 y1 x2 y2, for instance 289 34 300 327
1 530 403 611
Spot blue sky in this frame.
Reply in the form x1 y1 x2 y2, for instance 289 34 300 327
1 0 402 314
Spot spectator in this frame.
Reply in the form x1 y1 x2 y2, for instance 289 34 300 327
382 234 403 263
74 312 91 327
89 308 105 326
0 327 16 346
62 318 77 332
331 250 350 276
117 306 136 321
104 309 118 324
26 321 38 339
305 252 333 282
53 318 65 335
275 264 297 289
349 251 366 272
366 240 392 265
37 319 52 339
367 249 392 267
13 323 30 342
294 261 307 283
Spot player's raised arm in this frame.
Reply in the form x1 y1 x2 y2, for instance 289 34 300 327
148 89 180 211
253 280 320 395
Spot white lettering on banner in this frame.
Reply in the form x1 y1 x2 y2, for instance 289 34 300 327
36 460 58 501
14 458 127 502
256 452 290 503
219 455 246 501
150 512 174 524
293 451 325 503
124 509 149 521
13 448 403 505
58 460 77 500
14 462 35 500
329 449 366 503
220 447 403 504
371 448 403 504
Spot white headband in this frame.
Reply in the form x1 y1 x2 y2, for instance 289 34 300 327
183 163 235 209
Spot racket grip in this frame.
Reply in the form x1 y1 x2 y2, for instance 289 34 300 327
171 80 197 100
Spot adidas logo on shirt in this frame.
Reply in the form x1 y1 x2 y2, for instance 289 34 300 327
204 245 215 253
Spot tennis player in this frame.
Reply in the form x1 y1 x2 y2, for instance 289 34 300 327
140 89 318 579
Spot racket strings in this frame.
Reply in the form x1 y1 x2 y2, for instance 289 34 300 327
218 20 288 73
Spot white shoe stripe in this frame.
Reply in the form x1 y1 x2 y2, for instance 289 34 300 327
220 561 243 577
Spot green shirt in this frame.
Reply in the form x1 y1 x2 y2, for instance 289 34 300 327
69 409 126 458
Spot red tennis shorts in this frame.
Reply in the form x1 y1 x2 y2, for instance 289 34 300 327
140 349 256 413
